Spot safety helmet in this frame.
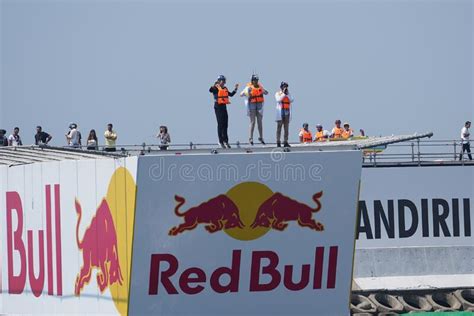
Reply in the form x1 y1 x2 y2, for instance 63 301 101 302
217 75 226 82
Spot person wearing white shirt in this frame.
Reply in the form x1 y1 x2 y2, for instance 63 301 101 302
8 127 23 146
460 121 472 161
274 82 293 147
66 123 81 148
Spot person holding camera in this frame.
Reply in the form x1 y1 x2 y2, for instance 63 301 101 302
275 81 293 147
209 75 239 149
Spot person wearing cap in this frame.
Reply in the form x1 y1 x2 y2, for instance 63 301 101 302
34 126 52 145
275 81 293 147
314 124 330 142
0 129 8 146
341 122 354 139
460 121 472 161
66 123 81 148
240 74 268 145
104 123 118 152
330 120 344 139
299 123 313 143
209 75 239 149
8 127 23 146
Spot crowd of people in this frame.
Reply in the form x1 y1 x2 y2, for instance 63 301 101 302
0 123 172 151
0 72 471 161
210 74 366 148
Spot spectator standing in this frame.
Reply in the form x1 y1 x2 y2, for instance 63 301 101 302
104 123 117 152
66 123 81 148
0 129 8 146
342 122 354 139
240 74 268 145
299 123 313 143
209 75 239 149
460 121 472 161
314 124 330 141
35 126 52 145
156 126 171 150
8 127 23 146
86 129 98 150
275 82 293 148
330 120 344 139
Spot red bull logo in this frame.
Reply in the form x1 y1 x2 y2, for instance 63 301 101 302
151 182 335 296
74 167 136 315
169 182 324 240
74 199 123 295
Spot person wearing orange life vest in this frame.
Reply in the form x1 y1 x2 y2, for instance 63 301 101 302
314 124 330 141
275 82 293 147
299 123 313 143
342 122 354 139
209 75 239 149
330 119 344 139
240 74 268 145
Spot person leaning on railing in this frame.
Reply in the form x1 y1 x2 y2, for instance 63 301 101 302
157 125 171 150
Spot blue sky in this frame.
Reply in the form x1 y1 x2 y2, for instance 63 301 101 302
1 0 472 146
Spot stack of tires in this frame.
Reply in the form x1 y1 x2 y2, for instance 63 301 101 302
350 289 473 315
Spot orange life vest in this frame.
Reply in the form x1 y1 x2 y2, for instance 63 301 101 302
248 84 264 103
333 127 344 138
342 128 353 139
217 86 230 105
315 131 326 141
281 96 291 109
300 129 313 143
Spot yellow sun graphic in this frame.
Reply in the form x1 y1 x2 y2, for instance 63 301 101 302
224 182 274 241
105 167 136 316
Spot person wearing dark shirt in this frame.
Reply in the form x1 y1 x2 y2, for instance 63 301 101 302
209 75 239 149
0 129 8 146
35 126 52 145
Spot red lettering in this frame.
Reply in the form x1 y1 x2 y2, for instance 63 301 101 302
45 185 53 295
54 184 63 295
149 254 178 295
327 246 338 289
210 250 241 293
283 264 310 291
179 268 206 295
27 230 45 297
249 251 281 292
313 247 324 289
6 192 26 294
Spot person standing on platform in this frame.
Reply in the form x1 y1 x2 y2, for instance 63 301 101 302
460 121 472 161
275 81 293 147
104 123 117 152
240 74 268 145
209 75 239 149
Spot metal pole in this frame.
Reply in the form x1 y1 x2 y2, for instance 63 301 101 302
417 139 421 165
411 142 415 162
453 141 457 161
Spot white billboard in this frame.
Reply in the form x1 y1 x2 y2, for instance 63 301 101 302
128 150 362 315
357 166 474 248
0 157 137 315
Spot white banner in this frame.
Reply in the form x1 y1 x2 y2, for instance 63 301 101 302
0 157 137 315
357 166 474 248
129 151 362 315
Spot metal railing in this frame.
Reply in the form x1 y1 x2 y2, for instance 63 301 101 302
362 139 473 167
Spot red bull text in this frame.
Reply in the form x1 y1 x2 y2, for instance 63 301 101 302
5 185 63 296
148 247 339 295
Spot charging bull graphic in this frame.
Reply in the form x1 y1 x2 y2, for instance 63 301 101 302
169 195 244 235
250 191 324 231
74 198 123 295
